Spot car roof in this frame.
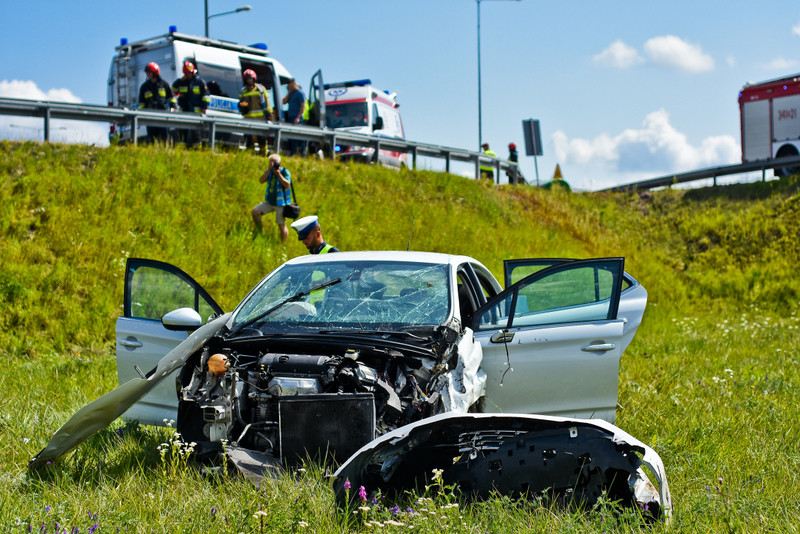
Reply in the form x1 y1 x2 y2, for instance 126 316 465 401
284 251 481 268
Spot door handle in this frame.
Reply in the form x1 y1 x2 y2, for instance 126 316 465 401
119 338 143 348
490 331 515 343
581 343 616 353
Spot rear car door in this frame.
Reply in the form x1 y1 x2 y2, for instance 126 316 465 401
115 258 223 426
472 258 628 422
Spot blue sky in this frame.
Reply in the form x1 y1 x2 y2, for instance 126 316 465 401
2 1 799 190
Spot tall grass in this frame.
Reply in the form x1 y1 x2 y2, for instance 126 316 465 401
2 140 800 532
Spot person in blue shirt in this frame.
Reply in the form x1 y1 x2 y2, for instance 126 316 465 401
283 78 307 155
251 154 292 240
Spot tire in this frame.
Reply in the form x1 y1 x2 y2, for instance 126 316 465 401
774 144 800 177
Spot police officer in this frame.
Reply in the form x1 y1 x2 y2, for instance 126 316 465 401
238 69 271 152
480 142 497 181
172 61 210 147
138 62 176 143
290 215 338 254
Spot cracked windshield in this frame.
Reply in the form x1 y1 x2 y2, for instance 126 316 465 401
232 261 450 330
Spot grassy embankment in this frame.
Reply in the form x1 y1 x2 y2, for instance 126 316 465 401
1 140 800 532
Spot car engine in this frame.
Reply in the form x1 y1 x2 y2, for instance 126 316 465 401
176 342 448 464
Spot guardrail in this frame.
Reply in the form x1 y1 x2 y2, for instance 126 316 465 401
0 97 522 185
601 155 800 192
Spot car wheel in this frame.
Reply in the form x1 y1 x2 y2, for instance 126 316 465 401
774 144 800 177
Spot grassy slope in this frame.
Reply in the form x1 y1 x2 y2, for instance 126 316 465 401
2 140 800 532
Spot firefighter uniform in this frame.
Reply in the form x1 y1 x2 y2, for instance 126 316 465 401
138 77 176 143
172 75 210 147
239 82 272 151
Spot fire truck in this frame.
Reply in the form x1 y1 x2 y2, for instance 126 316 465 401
107 26 294 144
739 73 800 176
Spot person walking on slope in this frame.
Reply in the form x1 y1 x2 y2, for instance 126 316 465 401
172 61 210 147
251 154 293 241
291 215 338 254
138 62 176 144
238 69 272 153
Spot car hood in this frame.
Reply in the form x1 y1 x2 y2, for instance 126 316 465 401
29 313 231 469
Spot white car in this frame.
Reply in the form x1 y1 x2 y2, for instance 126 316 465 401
32 252 669 519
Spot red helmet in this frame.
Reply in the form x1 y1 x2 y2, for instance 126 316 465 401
145 62 160 75
243 69 257 81
508 142 517 149
182 61 196 75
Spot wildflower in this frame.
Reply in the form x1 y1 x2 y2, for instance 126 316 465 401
358 506 371 512
88 525 99 534
431 468 443 481
210 507 217 516
358 485 367 502
298 521 309 528
343 479 351 491
390 505 400 515
385 520 405 527
253 511 268 518
45 507 51 513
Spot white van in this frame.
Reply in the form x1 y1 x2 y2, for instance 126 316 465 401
324 79 407 167
107 27 294 143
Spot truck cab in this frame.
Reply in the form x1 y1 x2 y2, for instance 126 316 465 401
324 79 407 168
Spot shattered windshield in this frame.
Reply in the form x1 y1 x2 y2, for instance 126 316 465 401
231 261 451 332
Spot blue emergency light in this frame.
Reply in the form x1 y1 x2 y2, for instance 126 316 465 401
248 43 268 51
120 38 128 46
169 25 177 33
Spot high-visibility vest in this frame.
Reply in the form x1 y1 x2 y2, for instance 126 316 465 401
480 149 497 171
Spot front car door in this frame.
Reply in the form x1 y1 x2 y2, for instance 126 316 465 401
115 258 223 426
472 258 631 423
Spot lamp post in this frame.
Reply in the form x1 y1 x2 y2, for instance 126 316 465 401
205 2 252 38
476 0 520 149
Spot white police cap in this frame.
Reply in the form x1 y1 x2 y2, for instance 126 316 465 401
290 215 319 240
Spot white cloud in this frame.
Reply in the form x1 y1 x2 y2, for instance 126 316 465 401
552 109 739 190
643 35 714 73
0 80 82 102
762 57 799 70
793 22 800 37
593 40 644 69
0 80 108 145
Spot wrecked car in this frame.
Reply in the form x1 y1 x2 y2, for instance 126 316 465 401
31 252 670 519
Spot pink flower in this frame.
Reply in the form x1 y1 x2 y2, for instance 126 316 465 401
358 485 367 502
343 480 351 491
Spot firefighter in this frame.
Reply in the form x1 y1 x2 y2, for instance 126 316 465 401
172 61 210 147
138 62 176 144
238 69 271 153
480 142 497 181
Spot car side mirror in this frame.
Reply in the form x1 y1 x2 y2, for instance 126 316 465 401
161 307 203 331
373 116 384 131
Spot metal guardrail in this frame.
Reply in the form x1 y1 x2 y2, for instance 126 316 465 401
602 155 800 192
0 97 522 185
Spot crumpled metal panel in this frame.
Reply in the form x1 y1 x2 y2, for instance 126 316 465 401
333 412 672 522
29 314 231 469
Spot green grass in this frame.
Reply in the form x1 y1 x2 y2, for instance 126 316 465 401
2 140 800 532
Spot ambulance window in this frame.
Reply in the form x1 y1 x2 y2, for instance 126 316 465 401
194 62 239 98
372 103 381 130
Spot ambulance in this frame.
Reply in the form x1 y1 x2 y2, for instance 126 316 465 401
107 26 294 143
324 79 407 168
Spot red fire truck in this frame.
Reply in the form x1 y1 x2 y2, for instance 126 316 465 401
739 74 800 176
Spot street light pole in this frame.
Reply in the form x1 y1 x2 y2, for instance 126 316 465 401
205 1 252 38
476 0 520 150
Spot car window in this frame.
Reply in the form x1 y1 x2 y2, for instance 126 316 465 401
232 261 451 330
476 261 622 331
128 265 218 321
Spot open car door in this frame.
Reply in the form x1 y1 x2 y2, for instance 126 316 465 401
115 258 223 426
473 258 635 423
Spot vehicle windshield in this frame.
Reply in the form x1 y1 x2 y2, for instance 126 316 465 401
231 261 451 332
326 102 369 128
